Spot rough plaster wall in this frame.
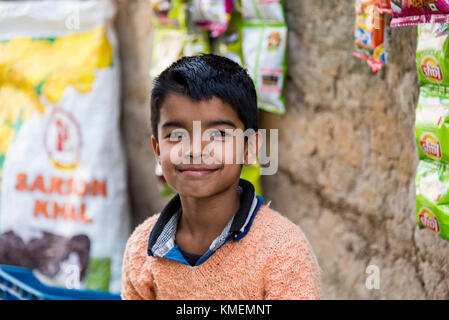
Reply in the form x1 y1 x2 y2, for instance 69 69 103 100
260 0 449 299
115 0 449 299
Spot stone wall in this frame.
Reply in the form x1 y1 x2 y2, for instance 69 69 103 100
116 0 449 299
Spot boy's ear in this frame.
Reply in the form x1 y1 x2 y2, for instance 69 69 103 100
244 131 263 166
151 135 161 164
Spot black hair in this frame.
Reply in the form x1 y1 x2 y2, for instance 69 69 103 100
150 54 258 141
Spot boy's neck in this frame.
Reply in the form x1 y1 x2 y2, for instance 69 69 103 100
177 180 241 249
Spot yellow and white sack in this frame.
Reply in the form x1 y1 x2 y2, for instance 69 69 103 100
0 0 130 293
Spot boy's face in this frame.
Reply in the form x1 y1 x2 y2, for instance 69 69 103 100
152 93 256 198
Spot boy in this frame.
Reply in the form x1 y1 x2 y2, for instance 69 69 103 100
121 54 322 300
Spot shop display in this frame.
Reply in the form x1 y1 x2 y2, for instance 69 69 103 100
415 23 449 242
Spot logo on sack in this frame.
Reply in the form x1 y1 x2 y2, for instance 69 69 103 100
418 207 440 233
45 108 81 170
421 56 443 83
420 132 442 160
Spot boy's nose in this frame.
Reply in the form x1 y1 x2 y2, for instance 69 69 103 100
183 131 212 163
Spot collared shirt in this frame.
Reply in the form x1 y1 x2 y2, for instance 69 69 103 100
147 179 264 267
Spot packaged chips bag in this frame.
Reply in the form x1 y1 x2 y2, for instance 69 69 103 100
150 0 211 80
378 0 392 13
150 0 188 80
353 0 392 73
212 9 244 65
240 0 285 23
415 24 449 163
415 87 449 163
416 159 449 241
189 0 233 37
390 0 449 27
415 23 449 242
416 23 449 87
0 0 131 293
242 22 287 114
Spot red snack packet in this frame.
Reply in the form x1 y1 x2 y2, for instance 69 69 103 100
354 0 390 73
390 0 449 27
378 0 392 13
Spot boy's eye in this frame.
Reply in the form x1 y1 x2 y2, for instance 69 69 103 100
167 131 187 140
209 130 230 140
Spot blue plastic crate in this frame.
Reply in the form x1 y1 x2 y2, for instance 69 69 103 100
0 265 121 300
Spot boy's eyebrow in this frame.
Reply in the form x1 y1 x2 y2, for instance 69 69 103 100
161 120 186 130
161 119 238 129
204 120 237 128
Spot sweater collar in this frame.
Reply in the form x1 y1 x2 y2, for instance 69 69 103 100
147 179 261 257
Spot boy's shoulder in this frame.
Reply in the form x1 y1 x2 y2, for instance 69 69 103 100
254 204 305 238
252 204 316 254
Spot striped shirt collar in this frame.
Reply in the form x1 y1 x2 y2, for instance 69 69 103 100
147 179 263 265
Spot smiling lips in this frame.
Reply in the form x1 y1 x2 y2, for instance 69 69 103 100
176 166 222 177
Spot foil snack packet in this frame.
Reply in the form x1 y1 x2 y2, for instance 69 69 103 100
189 0 233 37
390 0 449 27
416 23 449 88
415 88 449 163
212 9 244 65
353 0 392 73
240 0 285 23
242 22 287 114
416 159 449 241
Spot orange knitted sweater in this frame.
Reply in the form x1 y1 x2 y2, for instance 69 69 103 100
121 204 322 300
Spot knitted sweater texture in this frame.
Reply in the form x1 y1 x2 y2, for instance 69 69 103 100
121 204 322 300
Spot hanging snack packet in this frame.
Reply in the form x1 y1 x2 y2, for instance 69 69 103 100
240 0 285 23
150 0 187 80
416 160 449 241
183 31 211 56
416 158 449 204
151 28 187 80
415 88 449 163
149 0 186 27
212 10 244 65
242 22 287 114
189 0 233 37
378 0 392 13
390 0 449 27
353 0 391 73
416 23 449 88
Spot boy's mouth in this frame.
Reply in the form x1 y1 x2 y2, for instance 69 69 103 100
176 165 223 178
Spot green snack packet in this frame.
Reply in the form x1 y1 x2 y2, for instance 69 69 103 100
416 159 449 205
415 87 449 164
240 0 285 24
242 22 287 114
212 10 244 65
149 0 187 29
183 31 210 56
416 171 449 242
150 27 187 80
416 23 449 88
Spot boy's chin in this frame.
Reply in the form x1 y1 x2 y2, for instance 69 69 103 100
176 184 223 199
173 179 237 199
